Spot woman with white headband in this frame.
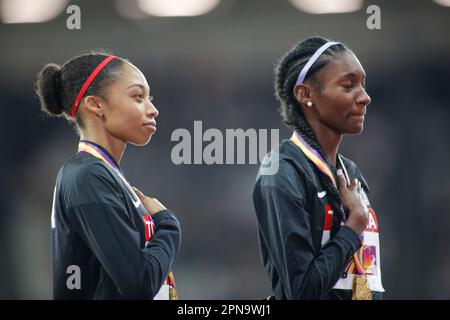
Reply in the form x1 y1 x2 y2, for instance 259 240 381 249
253 36 384 299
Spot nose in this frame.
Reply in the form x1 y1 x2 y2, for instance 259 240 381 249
145 101 159 118
357 88 371 107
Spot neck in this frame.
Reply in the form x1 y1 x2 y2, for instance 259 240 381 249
304 115 342 166
80 129 126 164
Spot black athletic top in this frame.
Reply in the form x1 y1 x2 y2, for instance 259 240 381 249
253 138 384 300
51 140 181 299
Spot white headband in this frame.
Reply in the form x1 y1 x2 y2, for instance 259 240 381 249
294 41 340 87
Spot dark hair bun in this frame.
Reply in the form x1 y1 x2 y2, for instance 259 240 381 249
35 63 65 116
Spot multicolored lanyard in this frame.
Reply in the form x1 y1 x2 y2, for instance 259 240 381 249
77 141 177 298
78 140 123 176
290 132 372 299
290 131 337 188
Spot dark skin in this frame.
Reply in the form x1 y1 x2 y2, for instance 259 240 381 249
294 51 371 234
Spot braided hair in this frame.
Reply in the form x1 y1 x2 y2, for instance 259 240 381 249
35 50 128 133
274 36 351 238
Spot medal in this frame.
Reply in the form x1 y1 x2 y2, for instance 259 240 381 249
352 242 372 300
169 287 178 300
352 274 372 300
167 271 178 300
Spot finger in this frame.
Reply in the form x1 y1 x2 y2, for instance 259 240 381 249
150 197 167 212
152 198 164 207
132 187 145 199
336 169 347 191
348 178 358 191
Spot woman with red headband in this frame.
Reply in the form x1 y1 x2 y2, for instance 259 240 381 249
35 51 181 299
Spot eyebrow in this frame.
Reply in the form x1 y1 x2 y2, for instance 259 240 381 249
127 83 150 93
338 72 366 80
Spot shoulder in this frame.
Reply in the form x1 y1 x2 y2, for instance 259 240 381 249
254 139 314 199
339 154 370 193
61 153 115 186
58 153 123 206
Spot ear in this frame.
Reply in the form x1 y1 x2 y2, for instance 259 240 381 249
83 95 105 117
294 83 315 107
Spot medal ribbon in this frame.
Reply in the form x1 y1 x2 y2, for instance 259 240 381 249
78 141 121 174
353 245 366 275
290 131 337 188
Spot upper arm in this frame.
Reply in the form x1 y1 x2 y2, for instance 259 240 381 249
63 163 153 298
253 166 317 297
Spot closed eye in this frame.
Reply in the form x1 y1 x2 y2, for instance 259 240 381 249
342 81 354 91
341 81 367 92
338 71 366 92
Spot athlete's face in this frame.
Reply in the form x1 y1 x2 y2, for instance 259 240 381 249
309 51 371 134
102 63 159 146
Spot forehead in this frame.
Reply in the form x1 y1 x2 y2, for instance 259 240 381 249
317 51 366 82
119 62 150 89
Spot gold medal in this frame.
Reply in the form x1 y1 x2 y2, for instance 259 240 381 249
352 274 372 300
167 271 178 300
169 286 179 300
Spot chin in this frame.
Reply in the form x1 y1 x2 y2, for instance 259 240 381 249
129 134 154 146
350 124 364 135
343 122 364 135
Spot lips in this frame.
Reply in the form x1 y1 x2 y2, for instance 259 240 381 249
143 121 157 132
351 112 366 117
143 121 156 127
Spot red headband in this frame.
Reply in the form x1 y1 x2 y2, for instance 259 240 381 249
70 55 117 118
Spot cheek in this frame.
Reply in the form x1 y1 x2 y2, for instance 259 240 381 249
322 86 350 106
319 93 354 130
334 93 355 117
322 91 350 117
114 101 142 121
122 106 141 122
107 102 143 134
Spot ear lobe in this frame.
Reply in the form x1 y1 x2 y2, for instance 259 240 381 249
294 84 313 106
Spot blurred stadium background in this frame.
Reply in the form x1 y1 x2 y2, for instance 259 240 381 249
1 0 450 299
